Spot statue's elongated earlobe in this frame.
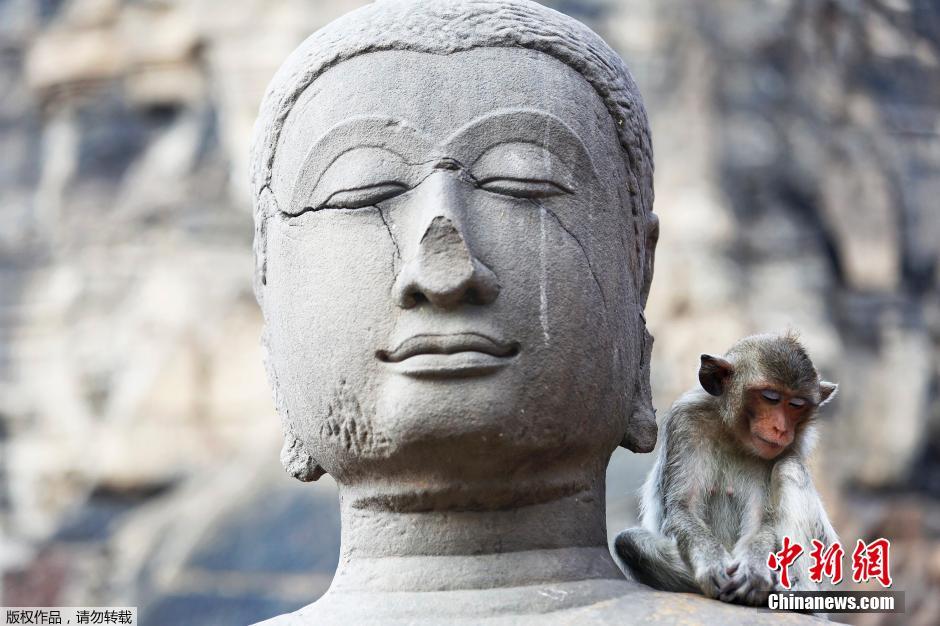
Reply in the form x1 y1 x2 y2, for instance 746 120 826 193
621 323 657 453
281 430 327 482
640 213 659 308
263 327 327 482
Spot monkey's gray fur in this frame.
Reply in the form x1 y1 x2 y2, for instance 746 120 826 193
615 333 839 607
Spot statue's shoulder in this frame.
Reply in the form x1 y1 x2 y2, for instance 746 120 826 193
251 604 320 626
250 599 375 626
254 592 827 625
568 589 828 625
251 613 295 626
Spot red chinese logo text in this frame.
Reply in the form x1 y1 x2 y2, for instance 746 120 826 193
767 536 804 589
808 539 845 584
767 537 892 589
852 538 892 588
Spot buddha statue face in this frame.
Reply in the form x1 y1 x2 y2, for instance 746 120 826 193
258 31 656 504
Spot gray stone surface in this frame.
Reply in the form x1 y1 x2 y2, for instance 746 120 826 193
249 1 818 623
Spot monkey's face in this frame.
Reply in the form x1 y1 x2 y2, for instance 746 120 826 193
743 387 812 459
701 335 839 462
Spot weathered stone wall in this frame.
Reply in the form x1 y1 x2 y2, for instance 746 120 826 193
1 1 937 624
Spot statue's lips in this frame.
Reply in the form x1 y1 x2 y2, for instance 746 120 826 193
378 333 519 362
377 333 519 378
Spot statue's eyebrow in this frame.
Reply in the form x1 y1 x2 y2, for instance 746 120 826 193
288 116 434 204
442 109 598 180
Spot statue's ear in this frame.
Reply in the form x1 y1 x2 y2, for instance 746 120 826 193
281 431 326 482
254 186 279 298
263 328 326 483
640 213 659 308
699 354 734 396
621 324 658 453
818 381 838 407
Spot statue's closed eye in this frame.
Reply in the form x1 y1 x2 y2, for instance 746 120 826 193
471 142 574 201
283 147 415 216
321 182 409 209
477 177 570 199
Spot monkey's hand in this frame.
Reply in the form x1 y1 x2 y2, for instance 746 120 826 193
693 555 738 599
718 559 776 606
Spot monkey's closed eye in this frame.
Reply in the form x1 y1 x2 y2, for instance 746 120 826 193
478 177 571 199
321 182 409 209
789 398 807 408
761 390 781 404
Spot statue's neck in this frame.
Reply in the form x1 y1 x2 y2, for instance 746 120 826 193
327 476 624 594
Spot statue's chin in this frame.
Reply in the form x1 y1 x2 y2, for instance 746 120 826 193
287 357 627 498
319 421 611 503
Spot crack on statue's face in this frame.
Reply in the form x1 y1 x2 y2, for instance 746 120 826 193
262 48 644 503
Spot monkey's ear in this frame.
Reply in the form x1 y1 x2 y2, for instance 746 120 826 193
818 381 838 407
699 354 734 396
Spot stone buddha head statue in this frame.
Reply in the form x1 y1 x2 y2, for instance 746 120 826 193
250 0 661 620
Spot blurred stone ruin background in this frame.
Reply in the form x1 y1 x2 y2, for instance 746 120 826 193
0 0 937 624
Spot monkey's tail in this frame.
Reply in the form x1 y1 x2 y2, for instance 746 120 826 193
614 528 698 593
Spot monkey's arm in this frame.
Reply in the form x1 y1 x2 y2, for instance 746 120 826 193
773 456 839 591
660 471 737 600
722 498 779 605
662 503 738 598
734 503 777 564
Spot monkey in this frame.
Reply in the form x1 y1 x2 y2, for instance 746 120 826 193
614 332 839 607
